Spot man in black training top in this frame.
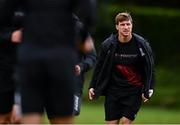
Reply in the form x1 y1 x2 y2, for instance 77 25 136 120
0 0 96 124
73 14 96 116
89 12 155 124
0 6 22 123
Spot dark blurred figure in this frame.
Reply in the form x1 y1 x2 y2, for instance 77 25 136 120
73 14 97 116
0 0 96 124
0 6 23 123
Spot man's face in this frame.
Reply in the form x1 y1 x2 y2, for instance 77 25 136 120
116 20 132 37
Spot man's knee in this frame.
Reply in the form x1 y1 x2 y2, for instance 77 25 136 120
49 116 74 124
121 117 132 124
0 113 12 124
21 113 43 124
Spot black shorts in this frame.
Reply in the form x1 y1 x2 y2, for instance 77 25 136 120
0 90 14 114
16 46 77 118
104 88 142 121
0 69 15 114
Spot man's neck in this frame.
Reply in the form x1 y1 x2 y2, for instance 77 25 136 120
118 34 132 43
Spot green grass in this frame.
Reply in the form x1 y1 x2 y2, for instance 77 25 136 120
75 102 180 124
43 102 180 124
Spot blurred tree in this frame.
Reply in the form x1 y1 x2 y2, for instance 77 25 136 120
101 0 180 8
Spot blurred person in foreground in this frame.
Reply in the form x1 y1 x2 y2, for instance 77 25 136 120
0 0 96 124
73 14 97 116
0 7 23 124
89 12 155 124
12 14 97 122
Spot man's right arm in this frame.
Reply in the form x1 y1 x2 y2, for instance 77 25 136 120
89 44 107 88
0 27 22 43
0 0 23 43
89 42 108 100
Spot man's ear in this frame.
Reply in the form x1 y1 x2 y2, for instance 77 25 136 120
115 24 119 31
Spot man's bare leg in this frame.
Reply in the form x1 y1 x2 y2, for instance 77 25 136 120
50 116 74 124
21 113 43 124
11 104 22 123
121 117 132 125
106 119 120 125
0 112 12 124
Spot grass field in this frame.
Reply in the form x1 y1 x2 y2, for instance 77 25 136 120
43 102 180 124
74 102 180 124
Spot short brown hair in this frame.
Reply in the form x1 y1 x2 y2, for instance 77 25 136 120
115 12 133 25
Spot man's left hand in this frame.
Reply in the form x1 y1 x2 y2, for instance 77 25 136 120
75 65 81 76
142 89 154 102
11 29 22 43
142 93 149 102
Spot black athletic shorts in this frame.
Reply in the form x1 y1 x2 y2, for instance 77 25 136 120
104 87 142 121
16 45 77 118
0 68 15 114
0 90 14 114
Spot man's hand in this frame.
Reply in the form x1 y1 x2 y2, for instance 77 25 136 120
77 36 94 54
75 65 81 76
83 36 94 53
142 93 149 102
89 88 95 100
11 29 22 43
142 89 154 102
